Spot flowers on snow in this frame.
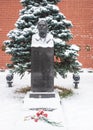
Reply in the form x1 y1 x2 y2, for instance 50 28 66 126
24 109 63 127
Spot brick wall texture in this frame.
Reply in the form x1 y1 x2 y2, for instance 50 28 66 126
0 0 93 69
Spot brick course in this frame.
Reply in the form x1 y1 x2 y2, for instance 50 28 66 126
0 0 93 68
0 0 22 69
58 0 93 68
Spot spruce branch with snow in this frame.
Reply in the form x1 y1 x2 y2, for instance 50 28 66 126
4 0 81 77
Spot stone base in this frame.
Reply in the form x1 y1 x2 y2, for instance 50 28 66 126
23 91 66 129
23 91 61 110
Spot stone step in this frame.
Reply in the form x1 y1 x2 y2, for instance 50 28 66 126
23 91 67 130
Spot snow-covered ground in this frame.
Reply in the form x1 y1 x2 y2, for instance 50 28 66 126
0 69 93 130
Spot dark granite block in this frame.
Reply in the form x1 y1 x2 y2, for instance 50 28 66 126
31 47 54 92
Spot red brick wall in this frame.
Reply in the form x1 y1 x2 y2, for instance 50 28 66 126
0 0 22 69
0 0 93 68
58 0 93 68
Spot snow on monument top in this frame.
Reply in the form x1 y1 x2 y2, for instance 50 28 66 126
31 32 54 48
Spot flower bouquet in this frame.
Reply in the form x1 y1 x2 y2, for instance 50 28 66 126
24 109 63 127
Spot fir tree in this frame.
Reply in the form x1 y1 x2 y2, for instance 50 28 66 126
4 0 81 77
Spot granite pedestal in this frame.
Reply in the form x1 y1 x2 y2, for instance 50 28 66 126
31 47 54 92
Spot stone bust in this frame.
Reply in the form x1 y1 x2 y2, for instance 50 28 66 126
31 19 54 48
37 19 48 38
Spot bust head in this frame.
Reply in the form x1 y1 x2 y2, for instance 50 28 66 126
37 19 48 38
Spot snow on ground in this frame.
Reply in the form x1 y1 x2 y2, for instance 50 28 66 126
0 69 93 130
62 70 93 130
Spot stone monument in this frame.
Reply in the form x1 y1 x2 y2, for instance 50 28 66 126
24 19 61 109
24 20 64 129
31 19 54 93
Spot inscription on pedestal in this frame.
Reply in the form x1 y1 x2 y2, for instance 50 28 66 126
29 93 55 98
